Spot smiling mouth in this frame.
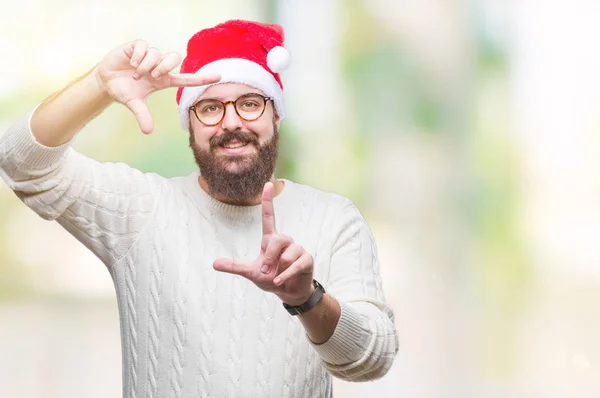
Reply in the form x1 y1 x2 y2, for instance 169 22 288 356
213 140 259 159
221 140 248 149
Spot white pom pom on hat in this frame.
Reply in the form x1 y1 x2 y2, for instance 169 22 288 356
267 46 291 73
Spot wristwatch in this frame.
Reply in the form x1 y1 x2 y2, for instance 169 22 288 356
282 279 326 316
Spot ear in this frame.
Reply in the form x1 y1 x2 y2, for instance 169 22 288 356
270 102 282 128
274 114 281 129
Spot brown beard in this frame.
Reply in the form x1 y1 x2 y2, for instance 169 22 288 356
189 123 279 205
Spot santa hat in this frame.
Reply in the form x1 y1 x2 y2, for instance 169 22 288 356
176 19 291 130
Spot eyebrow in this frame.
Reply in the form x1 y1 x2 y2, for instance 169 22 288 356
197 92 263 102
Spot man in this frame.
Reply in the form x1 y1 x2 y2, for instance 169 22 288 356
0 20 398 397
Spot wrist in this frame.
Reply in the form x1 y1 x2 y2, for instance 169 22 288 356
282 280 325 316
281 284 316 307
88 66 113 105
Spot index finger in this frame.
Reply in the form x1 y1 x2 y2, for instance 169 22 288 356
168 73 221 87
262 182 276 236
123 40 148 67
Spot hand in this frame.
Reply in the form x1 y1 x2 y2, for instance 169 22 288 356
93 40 221 134
213 182 315 306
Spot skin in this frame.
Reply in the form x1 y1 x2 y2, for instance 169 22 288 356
29 39 341 344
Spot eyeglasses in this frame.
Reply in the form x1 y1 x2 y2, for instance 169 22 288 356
189 93 273 126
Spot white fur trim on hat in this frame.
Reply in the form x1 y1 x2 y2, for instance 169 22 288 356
178 58 285 130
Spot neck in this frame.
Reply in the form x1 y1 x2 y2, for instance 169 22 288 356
197 175 284 206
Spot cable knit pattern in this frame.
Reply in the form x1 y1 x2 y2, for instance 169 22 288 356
283 317 300 398
124 252 139 398
0 108 399 398
169 214 191 398
169 282 188 398
227 276 249 397
197 264 217 397
256 293 276 396
146 244 162 398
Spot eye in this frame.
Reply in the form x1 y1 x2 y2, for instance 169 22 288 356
238 96 263 112
241 101 259 109
201 103 223 113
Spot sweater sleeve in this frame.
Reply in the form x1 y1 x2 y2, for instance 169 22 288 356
0 107 161 267
309 200 399 381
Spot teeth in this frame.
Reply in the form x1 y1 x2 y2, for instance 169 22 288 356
223 142 246 149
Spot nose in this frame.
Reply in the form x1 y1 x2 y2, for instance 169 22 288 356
220 102 243 131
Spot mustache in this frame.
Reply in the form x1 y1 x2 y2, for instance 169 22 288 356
210 131 259 148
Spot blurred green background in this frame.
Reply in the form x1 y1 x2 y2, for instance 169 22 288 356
1 0 600 397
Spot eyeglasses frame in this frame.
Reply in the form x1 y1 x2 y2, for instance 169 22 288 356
189 93 273 126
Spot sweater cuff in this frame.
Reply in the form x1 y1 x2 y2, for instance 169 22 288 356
3 105 73 170
309 302 371 365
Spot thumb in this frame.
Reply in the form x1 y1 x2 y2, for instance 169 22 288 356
125 98 153 134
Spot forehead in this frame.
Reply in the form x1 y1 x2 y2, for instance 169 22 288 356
198 83 266 101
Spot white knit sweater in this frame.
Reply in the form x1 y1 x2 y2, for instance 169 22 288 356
0 109 398 398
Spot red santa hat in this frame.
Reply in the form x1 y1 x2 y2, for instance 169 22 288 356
176 19 291 130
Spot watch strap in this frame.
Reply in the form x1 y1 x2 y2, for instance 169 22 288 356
282 279 325 316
